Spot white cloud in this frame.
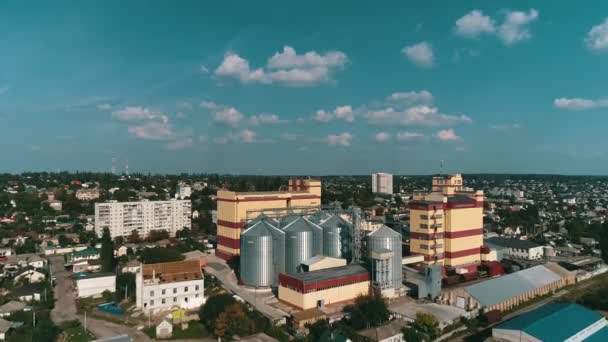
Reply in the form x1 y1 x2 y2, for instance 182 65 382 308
215 46 348 86
177 101 193 111
112 106 167 123
434 128 461 141
455 10 496 38
498 9 539 45
249 113 284 125
200 100 220 110
554 97 608 110
282 133 299 141
97 103 112 111
127 122 172 140
167 137 193 150
396 132 424 140
375 132 391 142
367 105 471 126
490 123 521 131
388 90 433 103
214 107 243 126
239 129 256 143
200 65 209 73
326 132 353 146
586 18 608 51
402 42 434 68
314 105 354 122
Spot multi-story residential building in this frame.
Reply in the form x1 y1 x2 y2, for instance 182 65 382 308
216 178 321 261
372 173 393 195
135 260 205 313
176 183 191 199
409 174 484 269
95 199 191 238
76 188 101 201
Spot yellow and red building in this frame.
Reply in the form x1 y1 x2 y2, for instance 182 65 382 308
409 174 484 269
216 179 321 260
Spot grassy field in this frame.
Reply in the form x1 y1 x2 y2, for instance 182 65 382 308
60 324 96 342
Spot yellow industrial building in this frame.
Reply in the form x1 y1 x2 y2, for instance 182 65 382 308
216 178 321 260
409 174 484 268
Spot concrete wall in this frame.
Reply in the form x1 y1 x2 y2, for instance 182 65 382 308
279 281 370 310
77 276 116 298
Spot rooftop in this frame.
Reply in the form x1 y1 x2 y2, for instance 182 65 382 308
284 264 368 284
485 236 541 250
0 300 26 314
357 320 406 341
76 272 116 280
142 259 202 284
495 303 606 341
464 263 571 308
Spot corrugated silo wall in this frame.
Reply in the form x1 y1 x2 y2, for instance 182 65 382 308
286 230 313 275
240 234 274 287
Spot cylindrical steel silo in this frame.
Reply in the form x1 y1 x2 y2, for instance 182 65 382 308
283 217 323 274
367 225 403 289
240 223 273 287
320 215 352 259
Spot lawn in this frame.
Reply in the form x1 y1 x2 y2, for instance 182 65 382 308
144 321 211 340
62 325 96 342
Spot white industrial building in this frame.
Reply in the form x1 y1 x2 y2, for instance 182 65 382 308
485 237 544 260
135 260 205 314
372 173 393 195
95 199 191 238
76 273 116 298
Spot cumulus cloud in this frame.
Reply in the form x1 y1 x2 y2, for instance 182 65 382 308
215 46 348 86
97 103 112 111
434 128 461 141
200 100 220 110
554 97 608 110
249 113 285 125
326 133 353 146
167 137 193 150
239 129 256 143
200 65 209 73
402 42 434 67
214 107 243 126
490 123 521 131
112 106 167 123
314 105 354 122
455 10 496 38
127 122 172 140
396 132 424 140
586 18 608 51
498 9 539 45
375 132 391 142
367 105 471 126
213 129 259 144
388 90 433 103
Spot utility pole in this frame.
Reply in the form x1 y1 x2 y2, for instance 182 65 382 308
84 311 87 330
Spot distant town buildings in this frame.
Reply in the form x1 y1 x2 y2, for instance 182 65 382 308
94 199 191 238
76 188 101 201
216 178 321 261
409 174 484 268
135 260 205 313
372 173 393 195
176 183 191 199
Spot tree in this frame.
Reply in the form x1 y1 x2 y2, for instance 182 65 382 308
116 272 136 302
139 247 184 264
200 294 237 331
127 230 141 243
600 223 608 264
403 312 440 342
147 229 169 242
100 227 115 272
566 218 584 244
114 236 125 246
58 234 73 247
343 290 390 329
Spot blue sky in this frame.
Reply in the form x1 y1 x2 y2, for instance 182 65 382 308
3 1 608 175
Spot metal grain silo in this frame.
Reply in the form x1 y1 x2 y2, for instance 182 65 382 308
240 220 284 287
246 214 279 229
367 225 403 289
283 217 323 274
320 215 352 260
308 211 332 225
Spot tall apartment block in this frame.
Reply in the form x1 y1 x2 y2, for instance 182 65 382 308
95 199 191 238
409 174 484 269
372 173 393 195
216 178 321 261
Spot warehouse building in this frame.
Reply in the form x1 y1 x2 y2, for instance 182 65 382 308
135 260 205 313
409 174 485 268
216 178 321 261
441 263 574 312
278 264 370 310
485 236 544 260
493 303 608 341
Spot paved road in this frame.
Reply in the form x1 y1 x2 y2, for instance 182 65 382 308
48 255 151 342
205 254 288 323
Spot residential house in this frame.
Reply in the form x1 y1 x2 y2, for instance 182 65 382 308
14 267 46 284
0 301 26 317
12 283 44 302
0 248 14 258
356 320 407 342
156 320 173 339
1 253 47 269
67 247 100 263
0 318 12 341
